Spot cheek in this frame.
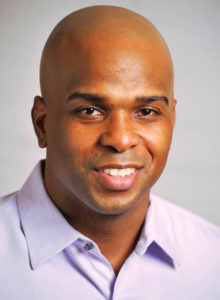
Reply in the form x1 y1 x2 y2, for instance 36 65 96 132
140 120 173 160
48 120 99 164
138 121 173 187
65 123 99 152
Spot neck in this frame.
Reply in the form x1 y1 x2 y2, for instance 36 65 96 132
67 199 149 275
44 164 150 275
61 195 149 275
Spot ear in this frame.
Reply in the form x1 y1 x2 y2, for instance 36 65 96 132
32 96 47 148
171 99 177 128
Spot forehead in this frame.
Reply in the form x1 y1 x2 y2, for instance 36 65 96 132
48 33 173 101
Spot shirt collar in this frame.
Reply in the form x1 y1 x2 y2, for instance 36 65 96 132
135 194 181 268
17 161 82 269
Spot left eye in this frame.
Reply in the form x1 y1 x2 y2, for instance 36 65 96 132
134 108 161 120
139 109 153 116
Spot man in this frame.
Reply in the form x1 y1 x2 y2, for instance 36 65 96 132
0 5 220 300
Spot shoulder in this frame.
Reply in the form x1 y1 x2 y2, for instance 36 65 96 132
0 192 21 240
150 194 220 256
152 194 220 228
148 194 220 295
150 194 220 282
0 192 19 218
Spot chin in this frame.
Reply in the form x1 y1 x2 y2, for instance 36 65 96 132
86 191 147 216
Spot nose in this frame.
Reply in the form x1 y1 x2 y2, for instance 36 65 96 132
99 112 139 153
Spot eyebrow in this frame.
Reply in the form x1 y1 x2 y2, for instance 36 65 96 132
67 92 169 105
136 96 169 105
67 92 103 102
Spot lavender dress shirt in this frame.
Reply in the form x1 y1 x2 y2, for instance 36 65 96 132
0 161 220 299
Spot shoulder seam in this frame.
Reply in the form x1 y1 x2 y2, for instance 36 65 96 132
151 194 220 233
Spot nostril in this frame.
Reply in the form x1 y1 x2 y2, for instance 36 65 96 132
99 125 139 153
107 145 119 153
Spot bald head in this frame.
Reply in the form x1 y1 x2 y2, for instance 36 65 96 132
33 5 176 217
40 5 173 101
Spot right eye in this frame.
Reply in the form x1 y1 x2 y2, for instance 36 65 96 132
79 107 100 115
75 107 104 120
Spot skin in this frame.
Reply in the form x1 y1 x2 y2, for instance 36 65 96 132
32 5 176 275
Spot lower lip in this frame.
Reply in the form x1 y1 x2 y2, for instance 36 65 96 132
95 169 140 191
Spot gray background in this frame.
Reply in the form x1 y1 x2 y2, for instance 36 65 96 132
1 0 219 225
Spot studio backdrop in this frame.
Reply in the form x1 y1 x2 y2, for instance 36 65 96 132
1 0 219 225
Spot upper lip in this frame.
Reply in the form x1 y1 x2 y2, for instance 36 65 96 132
94 163 143 170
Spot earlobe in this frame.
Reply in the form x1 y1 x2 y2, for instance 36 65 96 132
31 96 47 148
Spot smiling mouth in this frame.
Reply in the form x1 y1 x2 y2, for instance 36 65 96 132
94 165 142 191
103 167 136 177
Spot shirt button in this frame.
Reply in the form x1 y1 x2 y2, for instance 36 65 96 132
84 242 94 251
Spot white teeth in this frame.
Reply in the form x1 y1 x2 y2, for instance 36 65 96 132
103 168 136 177
110 169 117 176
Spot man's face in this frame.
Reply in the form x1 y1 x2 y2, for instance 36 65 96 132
42 36 176 215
